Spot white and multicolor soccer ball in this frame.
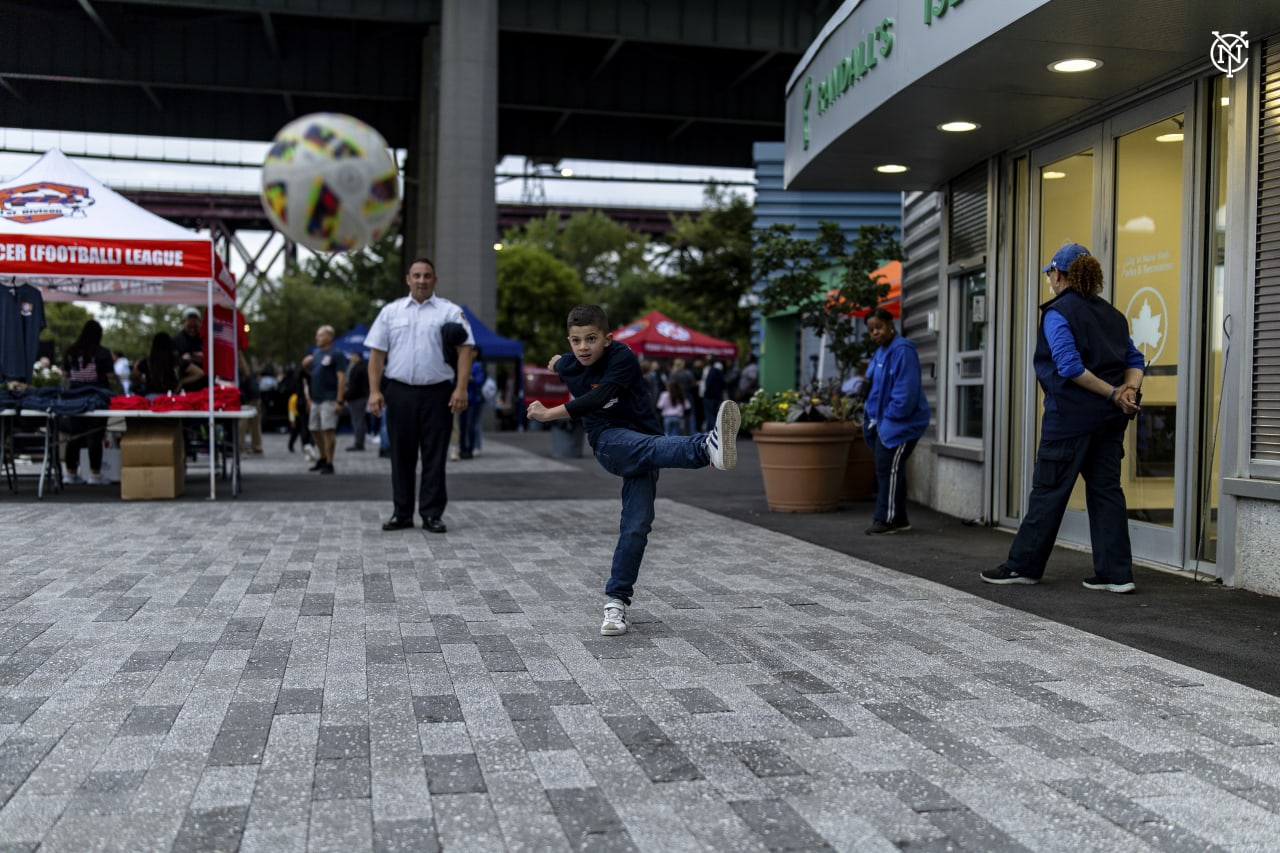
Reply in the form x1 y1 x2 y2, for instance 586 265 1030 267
260 113 401 252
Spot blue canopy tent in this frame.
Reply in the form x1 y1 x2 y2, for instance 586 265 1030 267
331 323 370 357
461 305 526 429
461 306 522 360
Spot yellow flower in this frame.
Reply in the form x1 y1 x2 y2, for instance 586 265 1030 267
779 403 789 411
811 397 821 404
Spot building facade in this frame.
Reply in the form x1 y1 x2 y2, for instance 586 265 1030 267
784 1 1280 594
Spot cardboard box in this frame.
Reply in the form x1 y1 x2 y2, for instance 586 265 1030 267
120 422 184 468
120 463 185 500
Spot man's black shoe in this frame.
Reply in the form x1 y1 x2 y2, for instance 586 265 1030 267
309 460 326 471
382 516 414 531
423 517 447 534
319 464 335 475
378 450 391 458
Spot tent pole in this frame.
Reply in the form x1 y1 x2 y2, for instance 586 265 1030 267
207 285 215 500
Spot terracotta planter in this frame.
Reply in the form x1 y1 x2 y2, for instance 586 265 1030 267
841 428 877 501
752 421 858 512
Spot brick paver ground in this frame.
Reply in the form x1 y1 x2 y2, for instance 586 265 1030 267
1 435 1278 851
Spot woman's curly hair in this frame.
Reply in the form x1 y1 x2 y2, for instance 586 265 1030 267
1065 254 1104 298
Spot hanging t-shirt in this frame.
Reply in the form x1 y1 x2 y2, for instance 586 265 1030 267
0 284 46 383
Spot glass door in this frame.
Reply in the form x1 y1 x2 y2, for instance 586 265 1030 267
1020 88 1195 568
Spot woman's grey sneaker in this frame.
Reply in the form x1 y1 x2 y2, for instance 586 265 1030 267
706 400 740 470
1082 576 1136 594
980 565 1040 585
601 599 628 636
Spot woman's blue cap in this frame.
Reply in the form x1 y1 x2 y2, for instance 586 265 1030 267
1042 243 1090 274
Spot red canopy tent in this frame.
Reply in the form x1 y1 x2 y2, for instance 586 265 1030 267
0 149 239 497
611 311 737 360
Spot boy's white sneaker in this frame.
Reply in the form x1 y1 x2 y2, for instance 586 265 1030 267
706 400 740 470
601 599 628 636
84 473 108 485
63 472 85 485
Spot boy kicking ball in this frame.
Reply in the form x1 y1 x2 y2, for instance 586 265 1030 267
526 304 740 636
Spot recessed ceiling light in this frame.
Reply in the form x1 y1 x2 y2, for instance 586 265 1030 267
560 168 574 177
938 121 979 133
1220 96 1230 106
1049 58 1103 73
1042 171 1067 180
1155 132 1184 143
876 164 908 174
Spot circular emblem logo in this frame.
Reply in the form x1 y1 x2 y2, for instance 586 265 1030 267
656 320 691 341
1210 31 1249 78
1124 286 1168 367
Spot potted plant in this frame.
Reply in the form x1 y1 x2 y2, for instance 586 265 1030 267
740 379 860 512
752 221 904 504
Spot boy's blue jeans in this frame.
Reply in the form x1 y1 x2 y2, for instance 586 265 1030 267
592 427 710 605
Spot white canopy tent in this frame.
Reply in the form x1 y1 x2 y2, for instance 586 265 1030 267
0 148 240 498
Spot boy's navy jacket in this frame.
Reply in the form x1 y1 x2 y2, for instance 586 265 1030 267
555 341 662 446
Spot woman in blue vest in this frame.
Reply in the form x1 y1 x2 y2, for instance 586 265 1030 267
982 244 1145 593
862 307 931 535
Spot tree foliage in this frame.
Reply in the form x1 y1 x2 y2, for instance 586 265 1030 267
295 230 405 323
753 221 903 380
502 210 651 320
39 302 95 357
494 245 586 365
658 184 755 356
99 305 189 361
250 272 360 367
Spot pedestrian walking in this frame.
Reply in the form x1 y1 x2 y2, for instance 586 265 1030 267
345 351 370 451
306 325 347 475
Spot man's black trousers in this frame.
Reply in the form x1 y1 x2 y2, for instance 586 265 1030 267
384 379 453 520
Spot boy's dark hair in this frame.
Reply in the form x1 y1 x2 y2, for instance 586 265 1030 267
567 304 609 332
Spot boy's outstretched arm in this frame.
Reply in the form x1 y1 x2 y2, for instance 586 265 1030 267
527 401 569 422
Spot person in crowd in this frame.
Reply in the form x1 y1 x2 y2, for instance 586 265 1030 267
307 325 347 475
700 357 725 430
526 304 740 637
345 351 370 452
736 354 760 402
690 357 707 431
644 359 665 410
841 361 869 400
862 307 930 536
283 366 315 460
171 307 207 390
656 379 690 436
669 358 697 436
239 352 263 455
366 255 474 533
982 244 1145 593
62 320 113 485
112 350 131 395
133 331 204 396
459 348 487 459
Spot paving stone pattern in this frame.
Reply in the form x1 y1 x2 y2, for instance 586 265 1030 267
2 487 1280 850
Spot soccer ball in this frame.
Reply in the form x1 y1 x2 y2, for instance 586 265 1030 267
260 113 401 252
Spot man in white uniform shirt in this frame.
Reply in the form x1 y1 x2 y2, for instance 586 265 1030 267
366 256 474 533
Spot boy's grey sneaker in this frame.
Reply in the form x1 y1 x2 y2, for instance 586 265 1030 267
1082 576 1136 594
980 565 1040 585
706 400 740 470
601 599 628 636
